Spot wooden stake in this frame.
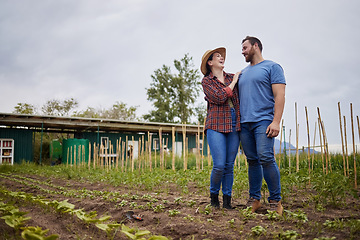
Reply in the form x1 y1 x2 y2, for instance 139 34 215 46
279 119 284 168
182 123 187 171
305 107 311 183
344 116 350 176
317 108 328 174
295 102 299 172
172 127 176 171
67 147 69 167
149 132 152 171
121 141 125 172
312 122 317 170
318 118 324 173
350 103 357 189
288 129 291 174
338 102 347 176
88 143 91 170
131 136 135 172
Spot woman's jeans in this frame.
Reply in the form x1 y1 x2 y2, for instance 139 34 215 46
207 108 240 196
240 120 282 202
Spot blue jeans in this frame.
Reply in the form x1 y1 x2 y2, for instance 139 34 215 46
207 108 240 196
240 120 282 202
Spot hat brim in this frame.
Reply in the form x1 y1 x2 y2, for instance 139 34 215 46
200 47 226 75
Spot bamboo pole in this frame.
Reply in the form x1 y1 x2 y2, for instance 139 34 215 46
288 129 291 174
305 107 311 182
312 122 317 170
148 132 152 171
67 147 69 167
182 123 187 171
295 102 299 172
338 102 347 176
197 122 201 171
74 145 77 167
344 116 350 176
131 136 135 172
321 120 329 174
159 128 163 170
279 119 284 168
88 143 91 170
317 108 328 174
357 115 360 188
142 135 145 171
202 118 206 169
93 143 96 169
121 141 125 172
350 103 357 189
138 138 142 171
207 142 211 167
172 127 176 171
318 118 324 173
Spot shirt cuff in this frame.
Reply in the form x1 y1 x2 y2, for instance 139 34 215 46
224 86 233 97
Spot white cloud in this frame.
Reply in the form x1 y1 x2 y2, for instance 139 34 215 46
1 0 360 147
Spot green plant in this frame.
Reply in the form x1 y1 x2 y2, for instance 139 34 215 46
168 209 180 217
21 226 59 240
228 218 235 228
251 225 266 236
187 200 196 207
274 230 300 240
283 209 308 223
153 204 165 213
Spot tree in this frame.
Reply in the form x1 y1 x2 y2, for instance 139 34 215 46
73 101 138 121
145 54 201 123
41 98 79 116
193 103 207 125
13 103 37 114
102 101 138 121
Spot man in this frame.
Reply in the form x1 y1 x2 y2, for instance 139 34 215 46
238 36 286 215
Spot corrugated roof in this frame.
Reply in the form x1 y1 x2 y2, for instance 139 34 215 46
0 113 203 134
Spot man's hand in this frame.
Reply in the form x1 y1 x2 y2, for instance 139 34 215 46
266 122 280 138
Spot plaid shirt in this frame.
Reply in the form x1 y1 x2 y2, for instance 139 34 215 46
202 71 241 133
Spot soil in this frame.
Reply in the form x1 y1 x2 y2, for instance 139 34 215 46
1 172 360 240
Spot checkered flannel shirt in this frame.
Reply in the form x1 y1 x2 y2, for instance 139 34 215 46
202 72 241 133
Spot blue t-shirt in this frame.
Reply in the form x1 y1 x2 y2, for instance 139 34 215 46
238 60 286 123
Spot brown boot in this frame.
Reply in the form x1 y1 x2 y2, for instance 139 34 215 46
269 200 283 216
246 197 261 213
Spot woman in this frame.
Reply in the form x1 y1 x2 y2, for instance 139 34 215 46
201 47 241 209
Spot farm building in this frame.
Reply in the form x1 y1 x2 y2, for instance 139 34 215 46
0 113 207 165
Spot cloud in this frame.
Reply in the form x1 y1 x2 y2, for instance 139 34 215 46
1 0 360 147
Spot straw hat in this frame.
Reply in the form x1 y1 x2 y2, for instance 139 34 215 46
200 47 226 75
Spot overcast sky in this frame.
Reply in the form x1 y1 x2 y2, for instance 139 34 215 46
1 0 360 149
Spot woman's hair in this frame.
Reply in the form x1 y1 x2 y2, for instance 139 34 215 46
205 53 214 76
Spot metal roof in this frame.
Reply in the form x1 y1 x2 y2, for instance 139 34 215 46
0 113 203 134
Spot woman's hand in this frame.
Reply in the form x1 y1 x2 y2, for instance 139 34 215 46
228 71 241 90
233 71 241 84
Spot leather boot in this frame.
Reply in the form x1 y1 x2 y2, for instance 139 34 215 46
223 195 233 209
210 193 220 208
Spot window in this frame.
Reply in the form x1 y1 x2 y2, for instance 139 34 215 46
101 137 109 149
153 138 159 150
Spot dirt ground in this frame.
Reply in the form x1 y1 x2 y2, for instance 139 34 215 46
0 173 359 240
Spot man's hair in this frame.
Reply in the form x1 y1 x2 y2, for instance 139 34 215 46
242 36 263 52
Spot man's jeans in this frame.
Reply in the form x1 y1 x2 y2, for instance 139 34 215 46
240 120 282 202
207 108 240 196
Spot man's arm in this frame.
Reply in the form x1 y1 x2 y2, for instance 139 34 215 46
266 83 286 138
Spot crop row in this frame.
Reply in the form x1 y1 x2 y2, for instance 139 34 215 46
0 187 169 240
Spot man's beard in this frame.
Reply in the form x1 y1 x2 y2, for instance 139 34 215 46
245 46 255 63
